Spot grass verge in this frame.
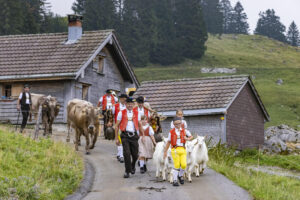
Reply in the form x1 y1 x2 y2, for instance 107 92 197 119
0 126 84 200
208 143 300 200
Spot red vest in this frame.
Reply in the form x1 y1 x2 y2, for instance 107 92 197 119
170 128 186 148
133 106 149 121
120 109 139 132
142 127 150 137
114 103 120 123
102 94 115 111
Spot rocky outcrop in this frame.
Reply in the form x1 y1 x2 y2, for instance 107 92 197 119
263 125 300 154
201 67 237 74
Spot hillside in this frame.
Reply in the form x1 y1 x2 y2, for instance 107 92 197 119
134 34 300 128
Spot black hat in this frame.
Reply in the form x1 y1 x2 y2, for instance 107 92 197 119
119 94 128 99
173 117 182 122
136 96 144 103
24 84 30 88
106 89 111 94
126 97 134 103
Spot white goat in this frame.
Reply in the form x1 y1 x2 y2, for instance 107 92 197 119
186 136 209 182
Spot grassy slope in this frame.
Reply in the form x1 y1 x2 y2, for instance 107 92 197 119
134 34 300 128
209 143 300 200
0 127 83 200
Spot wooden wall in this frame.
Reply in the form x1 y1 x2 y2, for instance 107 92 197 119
226 83 265 149
0 81 65 124
160 114 225 143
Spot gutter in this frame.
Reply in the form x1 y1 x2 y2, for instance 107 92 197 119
0 72 76 81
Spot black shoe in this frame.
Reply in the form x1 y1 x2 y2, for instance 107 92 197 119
119 157 124 163
117 155 120 160
173 181 179 187
178 176 184 185
144 164 147 172
123 173 130 178
140 167 145 174
131 168 136 174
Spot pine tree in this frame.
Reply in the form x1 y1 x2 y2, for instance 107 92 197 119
200 0 223 35
83 0 117 30
149 0 183 65
174 0 208 59
219 0 233 34
228 1 249 34
287 21 300 46
72 0 86 15
0 0 23 35
117 0 149 67
255 9 286 42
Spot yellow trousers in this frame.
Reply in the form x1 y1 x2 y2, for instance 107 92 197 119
171 147 187 169
118 130 122 144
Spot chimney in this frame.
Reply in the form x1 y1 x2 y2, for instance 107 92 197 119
66 14 83 44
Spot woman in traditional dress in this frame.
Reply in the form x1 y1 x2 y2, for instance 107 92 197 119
138 115 157 174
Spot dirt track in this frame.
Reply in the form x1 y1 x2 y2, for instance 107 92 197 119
52 130 252 200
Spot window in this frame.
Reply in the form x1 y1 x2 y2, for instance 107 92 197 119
98 56 105 74
93 54 106 74
4 85 12 98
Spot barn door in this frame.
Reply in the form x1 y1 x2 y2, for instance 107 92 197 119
82 85 89 101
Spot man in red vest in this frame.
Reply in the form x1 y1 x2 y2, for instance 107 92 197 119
112 94 127 163
164 117 193 186
115 97 144 178
97 89 118 132
97 89 118 111
133 96 150 121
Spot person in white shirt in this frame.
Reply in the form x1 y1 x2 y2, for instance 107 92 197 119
164 117 193 187
170 109 187 129
138 116 156 174
97 89 118 111
115 97 144 178
113 94 128 163
17 84 32 133
133 96 150 121
97 89 118 132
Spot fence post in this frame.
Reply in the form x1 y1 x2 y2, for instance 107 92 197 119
34 105 42 140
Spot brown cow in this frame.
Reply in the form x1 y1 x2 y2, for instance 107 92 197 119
29 93 60 135
67 99 100 154
40 96 60 135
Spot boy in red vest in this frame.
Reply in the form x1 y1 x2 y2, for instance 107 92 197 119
133 96 150 121
113 94 128 163
164 117 193 186
115 97 144 178
170 109 187 129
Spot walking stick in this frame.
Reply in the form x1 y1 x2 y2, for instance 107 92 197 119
15 110 21 132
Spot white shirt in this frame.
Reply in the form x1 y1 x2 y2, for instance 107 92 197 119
112 103 126 115
167 128 191 147
142 124 154 136
137 106 150 121
19 92 30 104
170 119 187 129
117 109 139 134
99 95 118 110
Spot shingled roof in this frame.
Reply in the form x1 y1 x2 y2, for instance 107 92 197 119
0 30 138 85
135 75 269 120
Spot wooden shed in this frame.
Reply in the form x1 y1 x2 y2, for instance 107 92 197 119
134 75 270 149
0 15 139 124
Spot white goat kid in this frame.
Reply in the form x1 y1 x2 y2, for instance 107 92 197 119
186 136 209 182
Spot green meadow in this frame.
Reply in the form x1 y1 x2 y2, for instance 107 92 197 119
135 34 300 128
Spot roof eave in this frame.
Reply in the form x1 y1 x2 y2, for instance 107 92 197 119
158 108 227 117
